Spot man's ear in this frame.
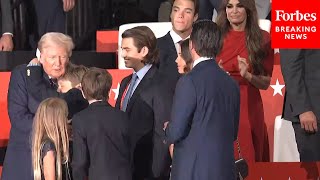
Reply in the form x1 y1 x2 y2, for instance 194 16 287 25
141 46 149 58
193 13 199 22
189 40 193 51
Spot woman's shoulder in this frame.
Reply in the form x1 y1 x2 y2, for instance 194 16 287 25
41 139 56 159
260 30 271 39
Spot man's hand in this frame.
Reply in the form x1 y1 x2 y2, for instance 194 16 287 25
29 58 40 64
0 34 14 51
163 121 169 131
299 111 318 133
62 0 76 12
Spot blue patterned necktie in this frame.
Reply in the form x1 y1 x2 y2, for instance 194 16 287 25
121 73 138 111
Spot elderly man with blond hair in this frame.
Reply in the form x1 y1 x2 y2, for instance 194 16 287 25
1 32 86 180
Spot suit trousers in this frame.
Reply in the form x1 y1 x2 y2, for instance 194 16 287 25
198 0 221 20
293 122 320 161
33 0 65 39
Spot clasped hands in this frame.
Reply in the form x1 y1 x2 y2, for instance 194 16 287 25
218 55 252 80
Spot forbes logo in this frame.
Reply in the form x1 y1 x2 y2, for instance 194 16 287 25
275 10 317 21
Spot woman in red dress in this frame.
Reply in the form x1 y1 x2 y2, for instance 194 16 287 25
216 0 274 162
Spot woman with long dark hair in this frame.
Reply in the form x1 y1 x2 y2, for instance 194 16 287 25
216 0 274 162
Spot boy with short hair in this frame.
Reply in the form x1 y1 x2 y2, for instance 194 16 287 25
57 63 88 93
72 67 132 180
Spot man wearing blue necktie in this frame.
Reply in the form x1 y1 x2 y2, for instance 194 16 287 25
115 26 173 180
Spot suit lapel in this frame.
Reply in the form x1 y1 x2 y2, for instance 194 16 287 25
164 32 177 55
126 65 157 113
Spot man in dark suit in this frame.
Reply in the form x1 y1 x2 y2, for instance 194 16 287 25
157 0 198 91
280 49 320 161
72 67 131 180
115 26 172 180
0 0 14 51
198 0 221 20
1 32 86 180
165 20 240 180
32 0 75 45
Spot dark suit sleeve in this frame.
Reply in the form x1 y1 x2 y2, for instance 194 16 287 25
7 66 34 134
280 49 311 117
233 85 240 140
149 83 173 177
1 0 13 34
72 114 89 180
151 82 173 145
165 76 196 143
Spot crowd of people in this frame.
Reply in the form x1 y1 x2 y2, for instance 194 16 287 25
2 0 320 180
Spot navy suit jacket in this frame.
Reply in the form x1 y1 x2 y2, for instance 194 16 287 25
166 59 240 180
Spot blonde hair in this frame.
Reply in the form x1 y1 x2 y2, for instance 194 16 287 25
38 32 75 57
32 98 69 180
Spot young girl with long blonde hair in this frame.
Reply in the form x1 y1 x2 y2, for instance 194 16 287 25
31 97 70 180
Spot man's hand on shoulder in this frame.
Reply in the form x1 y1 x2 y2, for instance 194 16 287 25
299 111 318 133
0 34 14 51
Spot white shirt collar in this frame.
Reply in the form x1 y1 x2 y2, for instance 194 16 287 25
193 57 211 68
170 30 183 44
170 29 190 44
134 64 152 80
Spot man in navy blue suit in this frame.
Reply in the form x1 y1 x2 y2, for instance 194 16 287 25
1 32 86 180
165 20 240 180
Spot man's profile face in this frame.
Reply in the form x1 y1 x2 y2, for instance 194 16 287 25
121 37 146 72
171 0 198 34
40 44 69 79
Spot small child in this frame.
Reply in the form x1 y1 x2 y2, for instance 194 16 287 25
57 63 88 93
31 97 71 180
57 63 89 120
72 67 132 180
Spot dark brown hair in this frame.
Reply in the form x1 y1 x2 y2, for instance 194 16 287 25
122 26 159 64
172 0 199 15
179 39 193 73
216 0 268 75
190 20 221 57
81 67 112 101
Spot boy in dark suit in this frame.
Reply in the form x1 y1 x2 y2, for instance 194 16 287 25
72 67 131 180
57 63 88 93
57 63 89 120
